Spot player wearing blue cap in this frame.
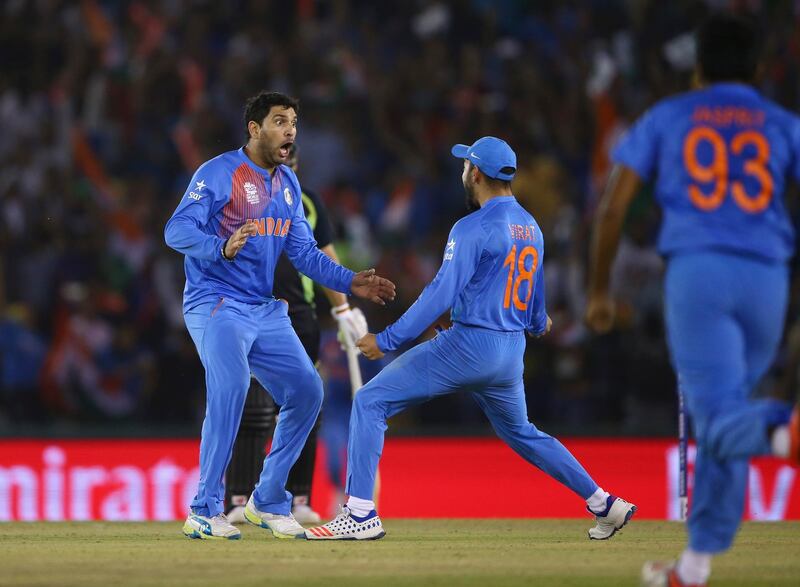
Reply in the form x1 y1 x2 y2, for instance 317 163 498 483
165 91 395 540
304 136 636 540
586 15 800 587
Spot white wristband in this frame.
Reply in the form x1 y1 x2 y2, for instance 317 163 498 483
331 303 350 316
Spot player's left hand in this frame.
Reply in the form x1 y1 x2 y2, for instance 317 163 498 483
351 269 396 305
529 314 553 338
332 304 369 348
537 315 553 337
356 333 384 360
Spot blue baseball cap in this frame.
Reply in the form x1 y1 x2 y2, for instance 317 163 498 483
451 136 517 181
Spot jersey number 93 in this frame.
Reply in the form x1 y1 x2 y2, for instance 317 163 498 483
682 126 773 214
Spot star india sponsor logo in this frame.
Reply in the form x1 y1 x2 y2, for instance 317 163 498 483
187 179 206 201
244 182 260 204
444 239 456 261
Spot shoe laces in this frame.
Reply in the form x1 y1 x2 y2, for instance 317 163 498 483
211 513 231 525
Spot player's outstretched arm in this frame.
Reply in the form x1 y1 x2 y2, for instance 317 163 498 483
317 244 350 308
283 196 394 300
375 222 484 354
585 164 641 334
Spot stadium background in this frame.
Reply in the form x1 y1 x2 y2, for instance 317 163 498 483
0 0 798 521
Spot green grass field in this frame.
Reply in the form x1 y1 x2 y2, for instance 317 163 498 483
1 520 798 586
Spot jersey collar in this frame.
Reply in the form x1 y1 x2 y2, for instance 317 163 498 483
238 146 280 176
481 195 516 209
707 82 759 97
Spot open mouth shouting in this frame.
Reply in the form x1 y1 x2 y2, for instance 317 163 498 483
278 141 294 160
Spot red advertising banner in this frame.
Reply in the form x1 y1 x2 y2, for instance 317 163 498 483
0 438 797 521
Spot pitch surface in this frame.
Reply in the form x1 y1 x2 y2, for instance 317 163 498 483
2 520 798 586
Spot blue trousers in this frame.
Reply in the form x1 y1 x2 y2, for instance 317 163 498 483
665 252 791 553
184 297 323 517
345 324 599 502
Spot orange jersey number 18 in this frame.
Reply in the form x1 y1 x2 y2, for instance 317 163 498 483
503 244 538 311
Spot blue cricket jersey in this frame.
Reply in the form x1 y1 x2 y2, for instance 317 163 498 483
613 82 800 262
165 147 354 311
376 196 547 353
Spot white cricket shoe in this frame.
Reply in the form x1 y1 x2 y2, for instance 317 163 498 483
305 505 385 540
588 495 636 540
226 505 246 525
244 495 306 539
182 512 241 540
292 503 322 525
641 561 704 586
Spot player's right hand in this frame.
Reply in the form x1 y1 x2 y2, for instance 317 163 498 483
224 221 258 259
585 294 615 334
356 333 384 360
350 269 396 305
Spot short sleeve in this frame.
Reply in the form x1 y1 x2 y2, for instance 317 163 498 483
611 107 662 181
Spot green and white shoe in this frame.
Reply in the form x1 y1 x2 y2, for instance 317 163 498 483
182 512 241 540
244 495 306 539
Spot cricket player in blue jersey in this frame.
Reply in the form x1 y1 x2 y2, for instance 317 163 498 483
586 15 800 587
304 136 636 541
164 91 395 540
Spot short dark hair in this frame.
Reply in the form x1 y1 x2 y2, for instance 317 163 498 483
468 162 512 189
697 13 760 83
243 91 300 139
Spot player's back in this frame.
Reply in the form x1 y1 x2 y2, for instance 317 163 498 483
452 196 547 335
613 83 800 262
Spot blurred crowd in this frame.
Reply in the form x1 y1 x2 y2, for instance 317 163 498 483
1 0 799 436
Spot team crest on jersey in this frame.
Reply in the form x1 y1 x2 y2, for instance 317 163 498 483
284 187 293 206
244 182 259 204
